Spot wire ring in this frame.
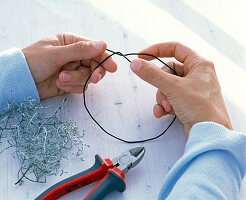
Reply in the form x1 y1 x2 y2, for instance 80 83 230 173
82 49 177 143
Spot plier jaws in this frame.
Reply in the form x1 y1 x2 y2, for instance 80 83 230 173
112 147 145 174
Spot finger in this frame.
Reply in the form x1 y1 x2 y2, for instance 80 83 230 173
59 67 92 86
56 32 92 45
153 104 167 118
82 56 117 74
138 42 199 65
82 53 117 73
81 60 107 83
57 33 117 73
165 61 184 77
94 52 117 73
130 59 180 94
156 89 173 113
56 40 107 65
56 79 88 94
62 61 81 71
59 60 107 85
89 60 106 83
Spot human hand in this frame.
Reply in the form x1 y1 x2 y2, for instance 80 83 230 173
22 33 117 99
130 42 232 135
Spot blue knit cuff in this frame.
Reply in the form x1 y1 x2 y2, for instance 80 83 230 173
0 48 40 110
187 122 246 175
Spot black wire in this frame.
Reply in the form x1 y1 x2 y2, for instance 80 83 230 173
82 49 177 143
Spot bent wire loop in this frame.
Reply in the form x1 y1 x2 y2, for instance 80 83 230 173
82 49 177 143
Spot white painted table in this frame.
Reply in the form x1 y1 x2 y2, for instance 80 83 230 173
0 0 246 199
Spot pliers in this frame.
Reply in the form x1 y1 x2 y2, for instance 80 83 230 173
35 147 145 200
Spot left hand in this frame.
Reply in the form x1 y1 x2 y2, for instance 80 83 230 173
22 33 117 99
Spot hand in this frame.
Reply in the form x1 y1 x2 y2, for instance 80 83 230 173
130 42 232 135
22 33 117 99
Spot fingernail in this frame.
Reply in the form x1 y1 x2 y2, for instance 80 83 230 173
62 72 72 82
153 104 158 113
98 73 102 82
131 60 142 72
162 99 167 110
93 40 104 51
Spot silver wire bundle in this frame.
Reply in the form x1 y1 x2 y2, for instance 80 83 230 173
0 97 86 185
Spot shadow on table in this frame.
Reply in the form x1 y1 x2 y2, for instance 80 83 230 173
224 96 246 133
149 0 246 69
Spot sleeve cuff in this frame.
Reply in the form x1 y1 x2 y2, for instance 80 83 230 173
187 122 246 176
0 48 40 109
159 122 246 199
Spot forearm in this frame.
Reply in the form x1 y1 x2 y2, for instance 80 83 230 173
159 122 246 200
0 48 39 111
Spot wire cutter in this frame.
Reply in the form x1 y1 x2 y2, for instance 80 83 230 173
35 147 145 200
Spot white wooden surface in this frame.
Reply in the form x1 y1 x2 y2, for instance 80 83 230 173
0 0 246 199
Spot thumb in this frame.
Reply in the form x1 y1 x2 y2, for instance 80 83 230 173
130 59 178 93
57 40 106 65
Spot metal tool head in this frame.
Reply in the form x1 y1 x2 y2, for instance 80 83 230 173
112 147 145 174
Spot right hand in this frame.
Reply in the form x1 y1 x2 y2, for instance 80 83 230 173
130 42 232 135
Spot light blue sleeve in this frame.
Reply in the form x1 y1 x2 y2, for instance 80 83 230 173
0 48 40 110
159 122 246 200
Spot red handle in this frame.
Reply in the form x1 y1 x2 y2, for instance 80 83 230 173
35 155 113 200
84 167 126 200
